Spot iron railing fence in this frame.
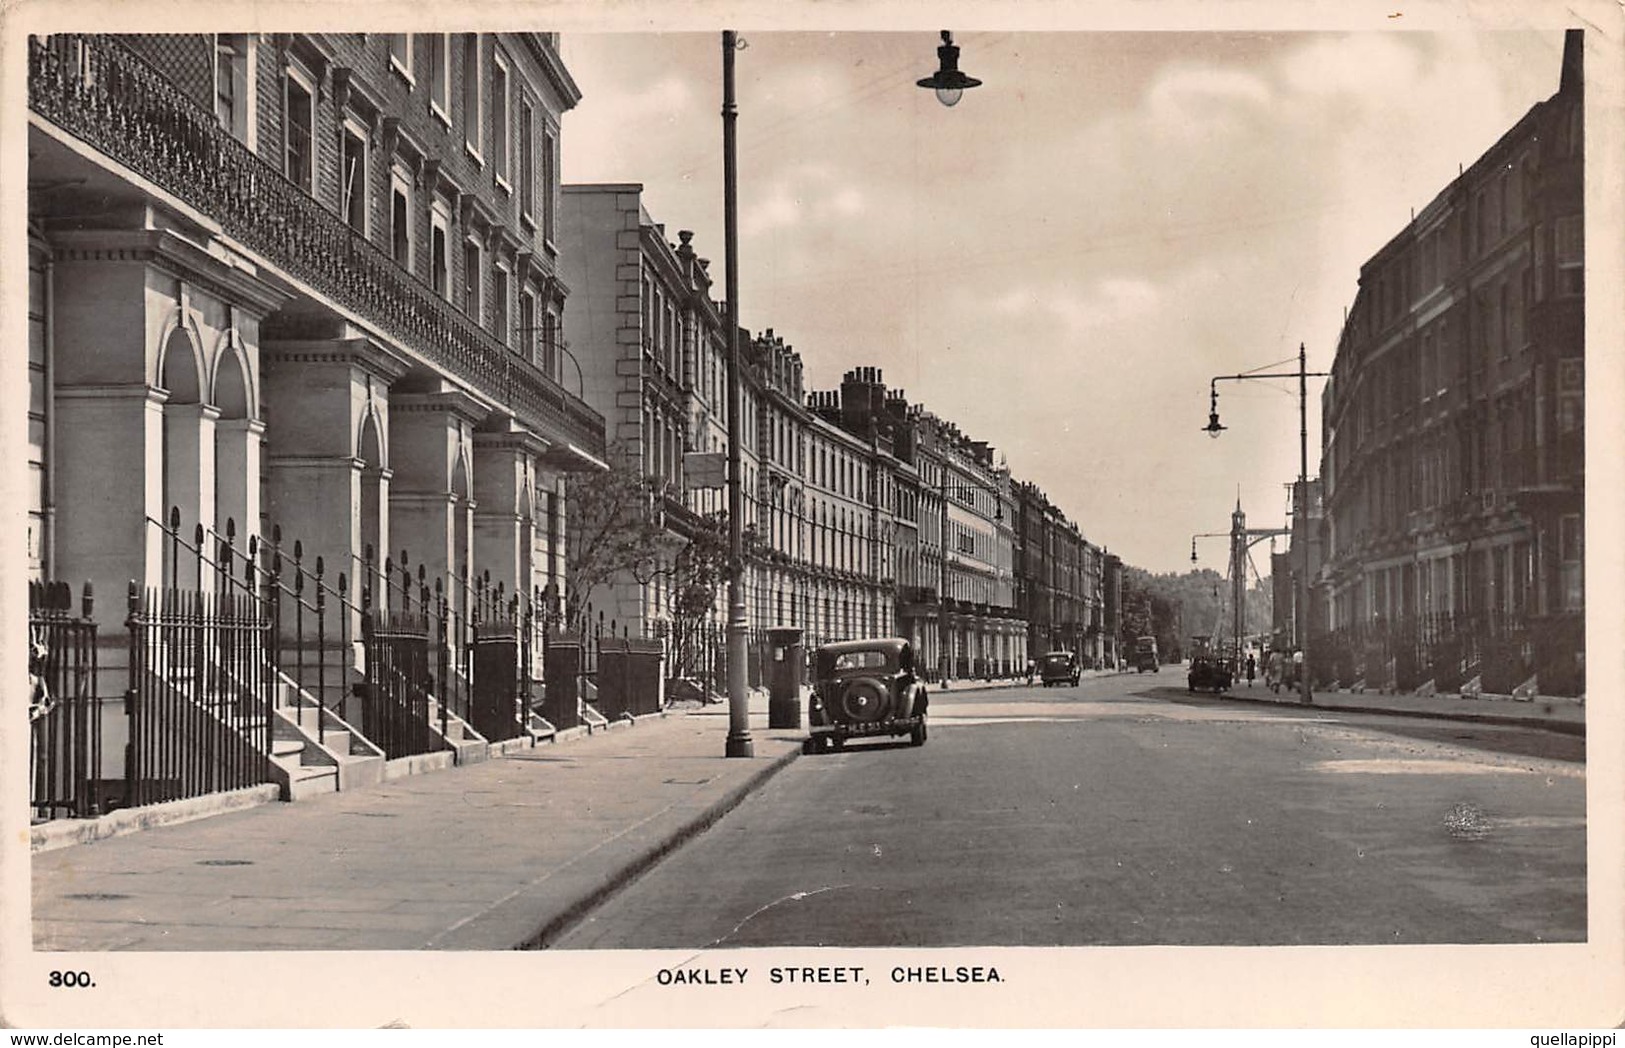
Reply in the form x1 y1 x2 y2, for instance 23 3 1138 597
1310 609 1583 697
28 580 101 820
126 518 277 807
27 34 606 459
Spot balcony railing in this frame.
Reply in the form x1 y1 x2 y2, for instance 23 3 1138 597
28 34 604 460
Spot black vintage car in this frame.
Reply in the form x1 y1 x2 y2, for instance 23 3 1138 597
1039 650 1081 687
804 638 929 753
1187 652 1235 693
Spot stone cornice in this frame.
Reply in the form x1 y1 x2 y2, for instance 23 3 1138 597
260 336 414 383
391 389 492 426
473 418 554 458
48 228 292 317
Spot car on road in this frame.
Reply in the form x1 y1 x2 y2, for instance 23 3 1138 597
1187 652 1234 693
805 638 929 753
1038 650 1082 687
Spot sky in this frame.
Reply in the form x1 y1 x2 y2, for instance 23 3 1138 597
556 25 1570 575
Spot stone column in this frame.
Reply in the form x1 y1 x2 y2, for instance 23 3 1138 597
389 391 488 626
261 337 409 594
53 385 166 609
213 418 264 549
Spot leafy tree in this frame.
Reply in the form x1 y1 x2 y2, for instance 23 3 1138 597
561 451 668 633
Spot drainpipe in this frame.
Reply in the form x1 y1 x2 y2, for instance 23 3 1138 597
44 249 57 580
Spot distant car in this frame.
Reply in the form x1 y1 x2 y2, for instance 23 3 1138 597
804 638 929 753
1187 653 1234 693
1039 650 1081 687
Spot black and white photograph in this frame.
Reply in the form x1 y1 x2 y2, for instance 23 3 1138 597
3 0 1621 1031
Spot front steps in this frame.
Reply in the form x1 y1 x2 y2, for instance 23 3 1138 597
267 677 387 799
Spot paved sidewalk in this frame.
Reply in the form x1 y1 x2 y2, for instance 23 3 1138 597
31 699 803 951
1176 677 1585 735
934 668 1584 735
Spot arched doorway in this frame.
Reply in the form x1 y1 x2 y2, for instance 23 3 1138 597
357 412 386 598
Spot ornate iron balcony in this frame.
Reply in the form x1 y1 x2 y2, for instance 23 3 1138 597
29 34 605 460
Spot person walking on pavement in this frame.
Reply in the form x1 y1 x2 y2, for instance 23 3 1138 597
1267 649 1284 693
1246 650 1257 688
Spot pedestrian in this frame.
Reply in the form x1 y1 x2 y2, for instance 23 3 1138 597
1246 651 1257 688
1268 649 1284 693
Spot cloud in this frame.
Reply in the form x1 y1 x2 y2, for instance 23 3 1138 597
741 169 867 237
1278 34 1423 98
1147 65 1272 126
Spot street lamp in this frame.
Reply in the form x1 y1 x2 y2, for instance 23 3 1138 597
514 327 586 399
718 31 985 751
1204 342 1329 705
916 31 982 107
721 30 752 757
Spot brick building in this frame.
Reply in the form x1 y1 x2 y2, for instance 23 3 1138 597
1315 30 1584 695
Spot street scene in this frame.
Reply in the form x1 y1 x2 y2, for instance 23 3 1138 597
553 677 1585 950
12 13 1609 1030
28 673 1585 951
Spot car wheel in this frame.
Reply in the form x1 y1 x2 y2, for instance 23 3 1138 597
802 738 818 756
910 722 926 747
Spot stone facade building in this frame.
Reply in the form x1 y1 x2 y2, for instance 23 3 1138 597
1014 482 1106 669
557 185 733 634
1316 30 1584 694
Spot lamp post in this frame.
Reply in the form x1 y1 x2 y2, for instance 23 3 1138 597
721 30 752 757
1204 342 1328 705
712 31 980 721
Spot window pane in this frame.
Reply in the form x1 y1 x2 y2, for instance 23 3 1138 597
286 77 313 193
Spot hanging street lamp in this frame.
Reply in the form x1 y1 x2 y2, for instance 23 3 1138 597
916 31 983 107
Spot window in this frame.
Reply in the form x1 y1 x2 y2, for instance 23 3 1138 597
462 35 482 157
426 35 449 121
390 167 413 268
519 290 536 363
491 51 511 186
543 312 559 379
214 34 252 144
1559 514 1583 612
518 99 535 220
492 264 509 342
341 123 368 233
284 67 315 194
430 202 451 298
463 239 482 320
1555 215 1583 296
542 129 557 243
387 34 413 80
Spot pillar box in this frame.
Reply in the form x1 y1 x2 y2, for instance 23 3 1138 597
767 626 804 729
